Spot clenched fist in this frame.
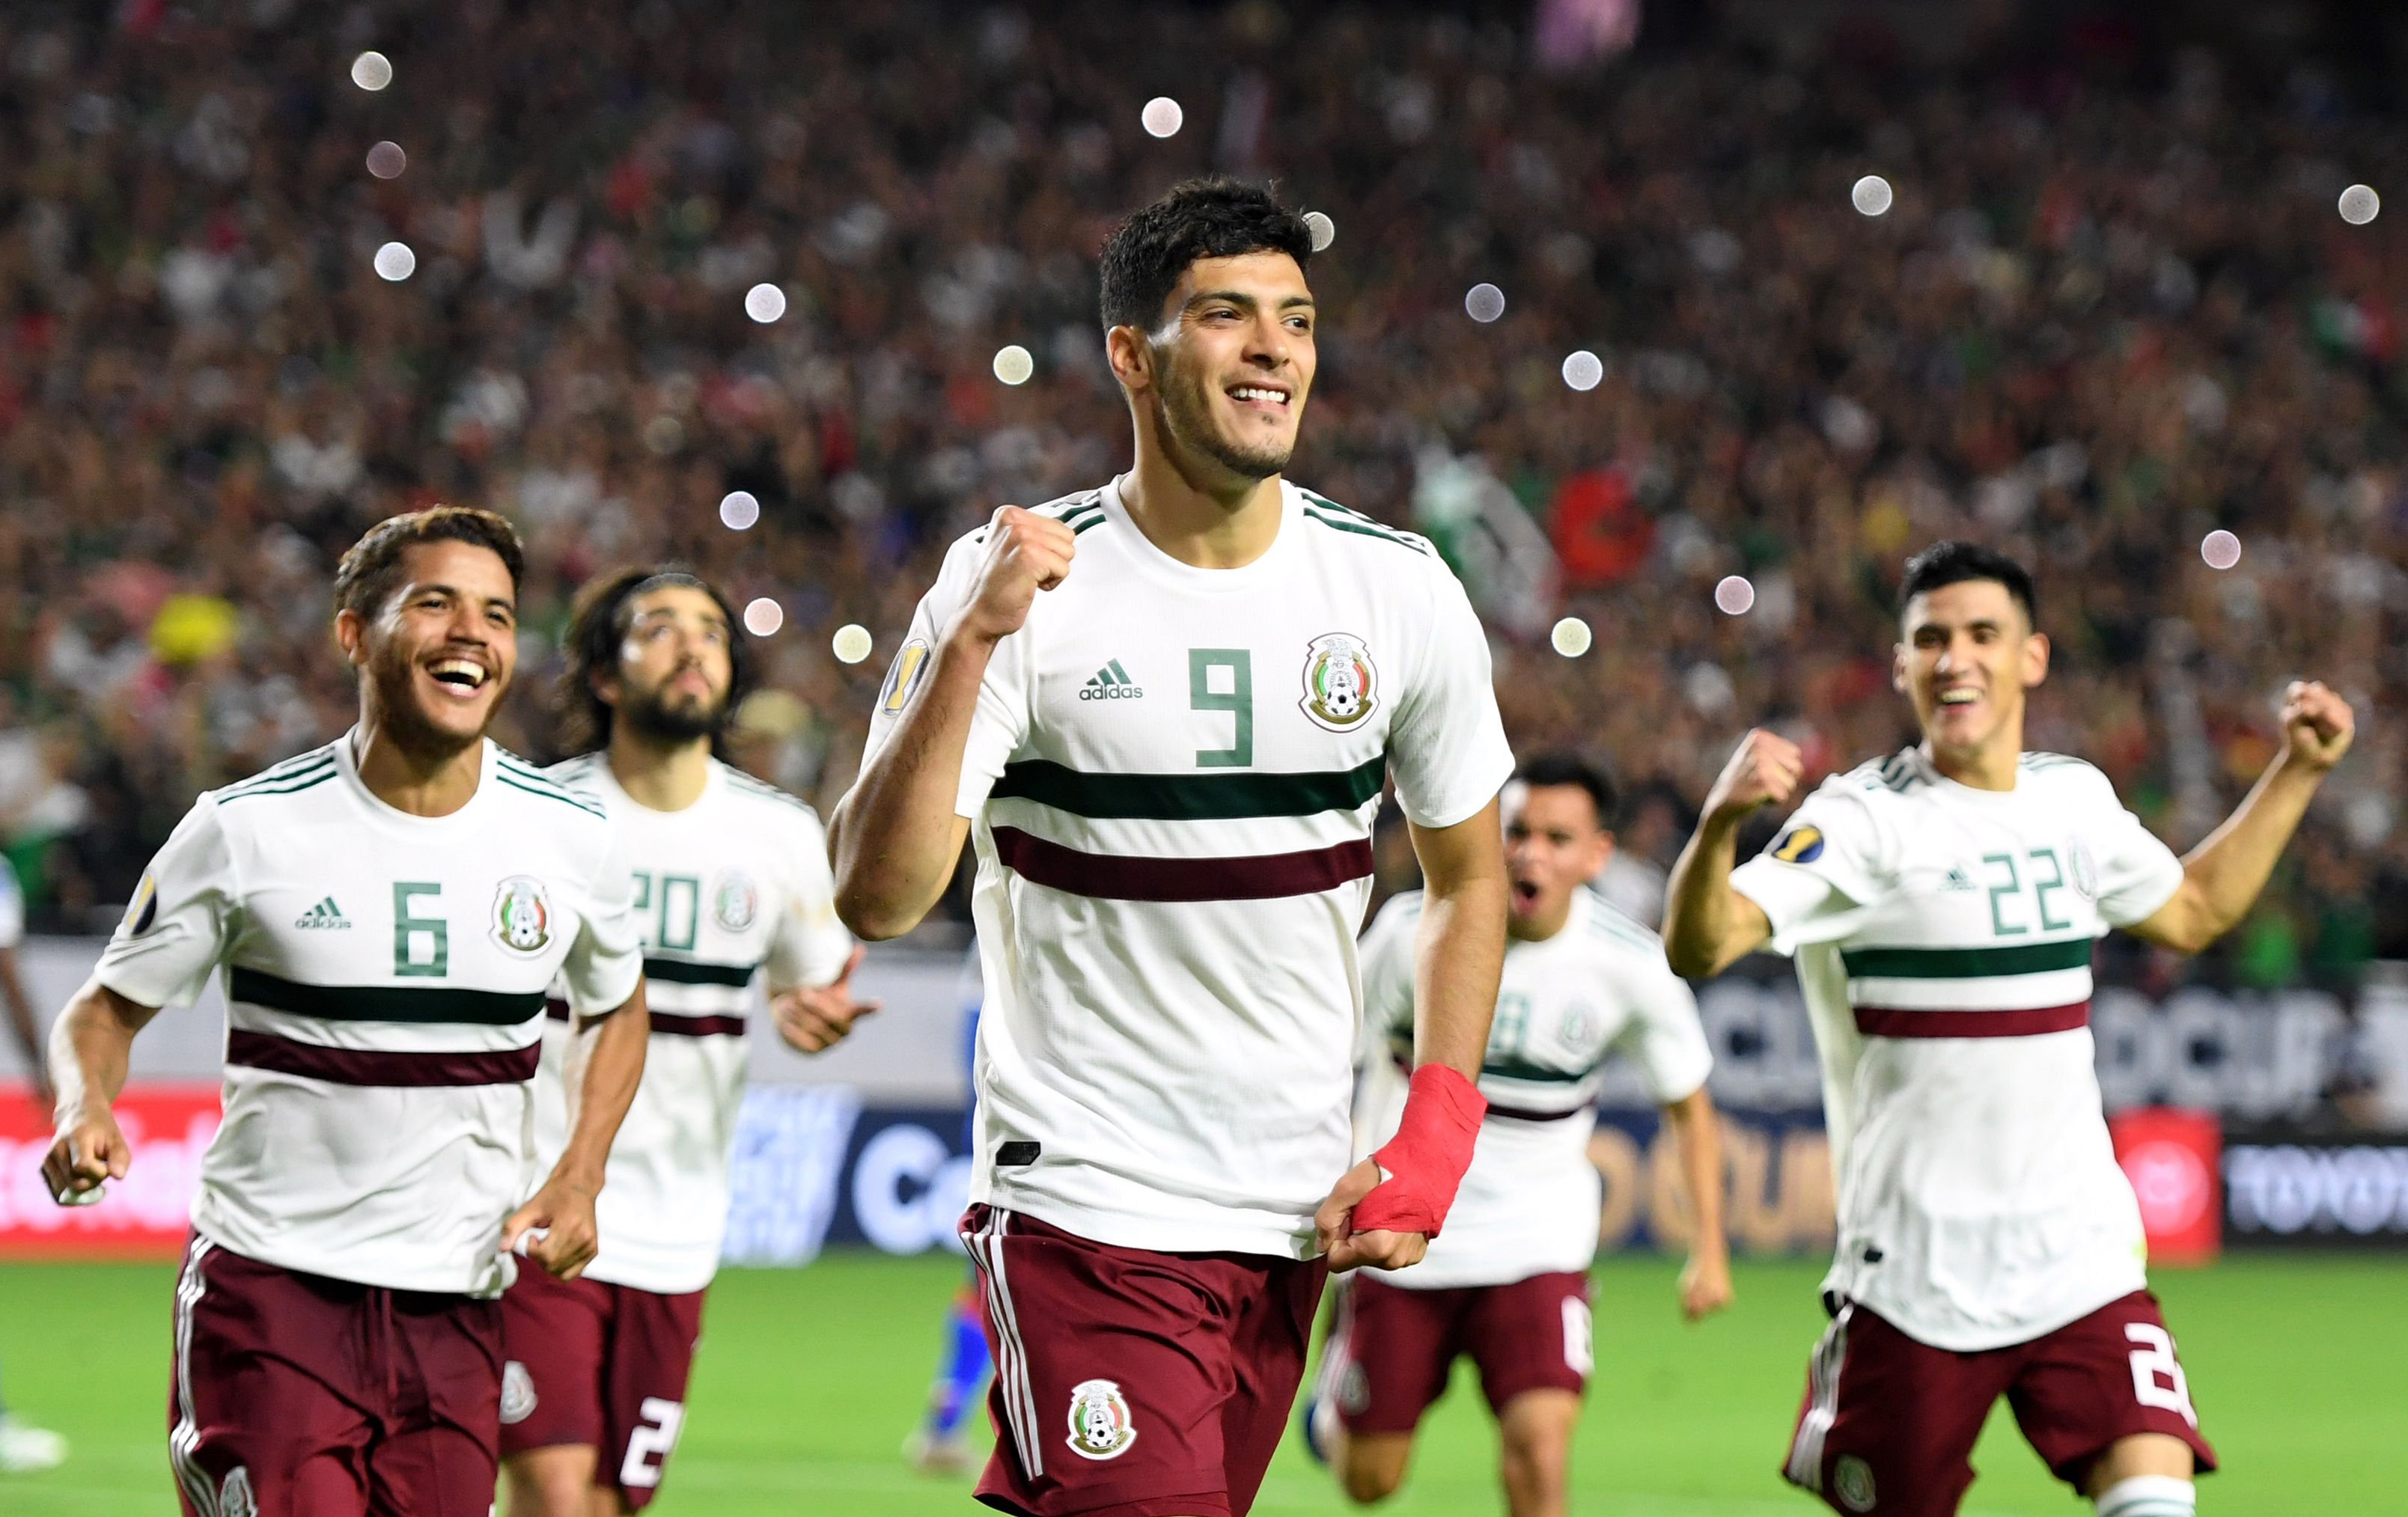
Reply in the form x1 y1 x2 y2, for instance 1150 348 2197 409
954 505 1076 645
2278 681 2355 772
1703 728 1803 828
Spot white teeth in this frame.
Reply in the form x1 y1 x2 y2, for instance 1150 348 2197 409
1939 690 1978 705
431 659 486 687
1231 386 1287 403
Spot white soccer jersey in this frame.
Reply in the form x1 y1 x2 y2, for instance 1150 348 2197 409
1730 747 2185 1351
0 855 22 949
1355 888 1711 1288
527 754 853 1294
865 478 1514 1257
93 735 642 1297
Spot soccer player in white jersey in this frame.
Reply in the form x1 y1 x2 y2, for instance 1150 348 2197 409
1662 542 2357 1517
832 177 1515 1517
1304 752 1731 1517
499 565 870 1516
40 507 650 1517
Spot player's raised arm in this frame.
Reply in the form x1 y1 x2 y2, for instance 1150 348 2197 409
39 980 159 1203
830 505 1070 940
2127 680 2357 954
1662 729 1799 978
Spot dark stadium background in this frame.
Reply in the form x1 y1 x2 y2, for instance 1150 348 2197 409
1 1 2404 1513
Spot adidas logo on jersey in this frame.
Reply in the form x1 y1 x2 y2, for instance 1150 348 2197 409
1079 660 1142 700
293 896 352 929
1942 866 1976 892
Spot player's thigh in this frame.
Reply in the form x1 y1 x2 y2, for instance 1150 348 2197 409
364 1415 499 1517
1338 1432 1415 1504
1494 1390 1581 1516
371 1294 504 1517
1462 1272 1591 1415
2005 1291 2216 1492
594 1285 707 1508
502 1443 601 1517
499 1266 611 1459
1781 1303 2014 1517
1326 1276 1466 1438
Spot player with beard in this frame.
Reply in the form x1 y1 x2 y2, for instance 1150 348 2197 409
500 567 872 1517
43 507 648 1516
835 177 1514 1517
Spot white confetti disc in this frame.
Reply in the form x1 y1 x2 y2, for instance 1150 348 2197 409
366 141 406 179
993 344 1034 385
1715 575 1756 614
719 490 760 531
1465 283 1506 323
350 51 393 91
1303 211 1336 252
1141 97 1183 138
744 283 787 323
832 623 874 664
1851 174 1894 216
1561 350 1604 391
2201 530 2242 570
2340 184 2380 225
372 241 415 281
742 597 784 636
1549 617 1593 657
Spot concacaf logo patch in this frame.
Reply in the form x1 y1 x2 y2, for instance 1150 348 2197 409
124 872 159 936
713 873 759 933
1770 825 1825 864
1299 632 1377 731
879 638 932 716
219 1467 257 1517
491 876 552 953
1064 1378 1138 1461
1832 1454 1877 1513
500 1360 537 1425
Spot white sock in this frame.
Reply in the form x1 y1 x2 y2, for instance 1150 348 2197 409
2096 1474 2195 1517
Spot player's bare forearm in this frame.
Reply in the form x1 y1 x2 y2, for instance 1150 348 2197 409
1662 814 1770 979
549 984 649 1190
40 980 158 1200
1406 801 1508 1079
830 632 990 940
1664 1085 1734 1319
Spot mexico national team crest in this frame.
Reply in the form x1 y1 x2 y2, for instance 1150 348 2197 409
500 1360 537 1424
1299 632 1377 731
491 876 552 953
219 1467 257 1517
1064 1378 1138 1461
714 873 759 933
1832 1454 1877 1512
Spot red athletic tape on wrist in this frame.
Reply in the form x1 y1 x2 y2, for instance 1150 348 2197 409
1350 1063 1487 1239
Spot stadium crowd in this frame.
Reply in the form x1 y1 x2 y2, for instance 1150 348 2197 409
0 1 2404 991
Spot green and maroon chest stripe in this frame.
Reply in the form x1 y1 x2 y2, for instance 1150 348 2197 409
1841 937 2095 1037
987 754 1385 901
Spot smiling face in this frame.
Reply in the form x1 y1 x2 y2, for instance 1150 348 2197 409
1502 781 1614 941
1894 578 2049 766
338 539 518 757
1117 250 1316 484
602 583 734 743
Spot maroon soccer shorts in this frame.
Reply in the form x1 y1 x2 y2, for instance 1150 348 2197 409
1783 1289 2219 1516
1318 1270 1591 1435
497 1263 707 1509
165 1233 502 1517
960 1204 1326 1517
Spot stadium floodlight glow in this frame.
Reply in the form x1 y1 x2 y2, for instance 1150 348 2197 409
993 344 1035 385
1549 617 1593 657
2340 184 2381 225
742 597 785 636
832 624 874 665
719 490 761 531
1303 211 1337 252
2201 530 2242 570
1851 174 1894 217
1715 575 1756 614
365 141 406 179
744 283 787 323
350 51 394 91
1465 283 1506 323
1561 350 1605 391
1141 97 1184 138
372 241 415 281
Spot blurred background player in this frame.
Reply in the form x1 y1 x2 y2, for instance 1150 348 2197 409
831 177 1515 1517
502 566 873 1516
1663 541 2359 1517
903 944 995 1477
0 854 67 1477
1303 751 1731 1517
40 507 650 1516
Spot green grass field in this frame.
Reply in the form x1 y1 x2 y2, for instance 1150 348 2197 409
0 1252 2398 1515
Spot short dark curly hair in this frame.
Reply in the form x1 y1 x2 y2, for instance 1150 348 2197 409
1097 176 1314 332
555 564 754 756
1514 751 1621 831
1898 540 2039 628
332 506 525 620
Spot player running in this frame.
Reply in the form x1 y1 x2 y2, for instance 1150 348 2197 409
1663 541 2356 1517
41 507 650 1517
832 177 1514 1517
1302 752 1732 1517
500 566 872 1517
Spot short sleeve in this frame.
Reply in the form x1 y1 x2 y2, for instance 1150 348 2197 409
2084 775 2185 929
1609 955 1714 1105
1355 891 1421 1065
94 797 237 1010
558 827 644 1016
861 533 1031 819
766 807 856 990
0 858 22 949
1728 779 1890 956
1384 564 1514 829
